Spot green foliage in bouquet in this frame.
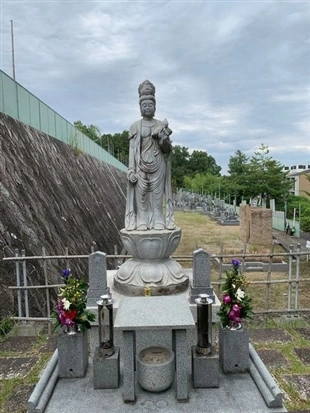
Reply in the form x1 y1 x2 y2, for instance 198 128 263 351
217 259 254 328
51 268 95 331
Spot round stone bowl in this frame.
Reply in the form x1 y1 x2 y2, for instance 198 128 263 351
136 346 175 392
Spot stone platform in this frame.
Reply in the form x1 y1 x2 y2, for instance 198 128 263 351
44 359 287 413
30 270 287 413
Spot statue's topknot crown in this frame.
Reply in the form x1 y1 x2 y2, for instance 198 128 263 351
138 80 155 98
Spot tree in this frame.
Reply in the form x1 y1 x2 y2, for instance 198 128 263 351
227 150 250 204
246 144 292 206
183 173 225 198
304 174 310 198
286 195 310 232
228 150 249 177
73 121 101 142
74 121 129 165
101 131 129 165
171 145 190 189
187 150 221 177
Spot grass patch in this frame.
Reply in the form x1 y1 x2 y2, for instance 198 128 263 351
174 210 309 316
69 133 83 156
0 315 16 340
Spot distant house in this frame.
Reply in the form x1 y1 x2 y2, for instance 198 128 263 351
284 165 310 200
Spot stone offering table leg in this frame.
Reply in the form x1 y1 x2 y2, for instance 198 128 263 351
175 329 189 401
122 331 135 402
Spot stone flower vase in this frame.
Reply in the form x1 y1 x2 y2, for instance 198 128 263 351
57 326 89 378
136 346 175 392
219 323 249 373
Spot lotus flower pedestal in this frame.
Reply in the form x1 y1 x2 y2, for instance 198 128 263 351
114 228 189 296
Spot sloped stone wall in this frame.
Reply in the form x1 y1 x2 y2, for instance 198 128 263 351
0 112 127 317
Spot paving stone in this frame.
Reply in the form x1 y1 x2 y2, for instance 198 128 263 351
0 356 39 379
2 383 34 413
250 328 293 344
284 375 310 403
256 348 289 369
294 348 310 365
295 328 310 341
0 336 37 353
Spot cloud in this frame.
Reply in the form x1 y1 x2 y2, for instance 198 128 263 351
1 0 309 175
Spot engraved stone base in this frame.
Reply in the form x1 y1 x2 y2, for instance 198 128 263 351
192 347 219 388
93 347 120 389
114 228 189 296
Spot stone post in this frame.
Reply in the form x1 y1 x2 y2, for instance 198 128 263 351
87 252 109 308
190 249 215 304
87 251 109 356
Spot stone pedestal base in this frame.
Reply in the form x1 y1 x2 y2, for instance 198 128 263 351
93 347 120 389
57 329 88 378
219 324 249 373
114 228 189 296
192 347 219 388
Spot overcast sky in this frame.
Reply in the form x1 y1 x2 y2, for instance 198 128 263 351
1 0 309 174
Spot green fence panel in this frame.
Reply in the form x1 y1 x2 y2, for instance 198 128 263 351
47 107 56 137
0 73 4 113
80 131 89 154
17 85 31 125
63 118 69 144
55 114 63 142
272 211 285 231
2 74 18 119
67 123 77 145
39 101 49 134
55 114 68 144
89 139 97 159
29 94 40 129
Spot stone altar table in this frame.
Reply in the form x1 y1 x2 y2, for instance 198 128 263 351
114 295 195 402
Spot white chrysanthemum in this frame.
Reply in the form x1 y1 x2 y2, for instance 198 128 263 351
62 298 71 310
236 288 245 301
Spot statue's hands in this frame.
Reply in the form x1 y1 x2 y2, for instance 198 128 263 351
151 126 161 140
127 169 138 184
152 120 172 142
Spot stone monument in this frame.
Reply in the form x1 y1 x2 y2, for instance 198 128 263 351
114 80 189 295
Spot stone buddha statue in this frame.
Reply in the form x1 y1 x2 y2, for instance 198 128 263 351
114 81 188 296
125 80 176 231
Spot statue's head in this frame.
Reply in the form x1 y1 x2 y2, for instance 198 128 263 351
138 80 156 117
138 80 155 99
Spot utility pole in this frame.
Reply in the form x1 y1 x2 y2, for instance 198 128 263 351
11 20 16 80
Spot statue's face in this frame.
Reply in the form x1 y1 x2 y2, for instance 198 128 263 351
140 99 155 118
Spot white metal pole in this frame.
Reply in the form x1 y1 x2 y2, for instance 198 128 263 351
10 20 16 80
